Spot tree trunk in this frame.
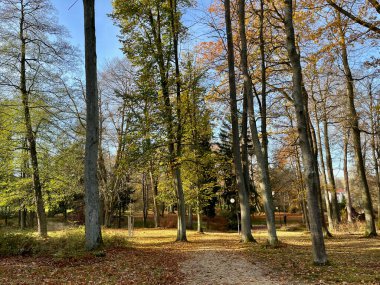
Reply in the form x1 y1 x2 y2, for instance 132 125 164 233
224 0 254 243
142 173 148 227
308 118 332 237
149 169 160 228
289 109 310 230
241 88 251 205
322 104 340 224
312 99 334 230
19 1 47 237
337 14 377 236
368 84 380 228
83 0 102 250
20 206 26 230
283 0 327 264
343 129 353 223
197 201 203 233
237 0 275 244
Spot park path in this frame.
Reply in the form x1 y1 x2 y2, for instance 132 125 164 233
178 232 282 285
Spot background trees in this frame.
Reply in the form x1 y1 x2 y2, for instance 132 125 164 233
0 0 378 266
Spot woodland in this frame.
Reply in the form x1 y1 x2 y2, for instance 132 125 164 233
0 0 379 284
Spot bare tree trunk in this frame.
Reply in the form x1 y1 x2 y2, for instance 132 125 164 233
312 99 334 230
238 0 276 244
169 0 187 242
322 104 340 224
197 198 203 233
288 108 310 230
188 205 193 229
20 206 26 230
149 168 160 228
368 84 380 228
343 129 353 223
142 173 148 227
19 0 47 237
283 0 327 264
224 0 254 243
241 88 252 204
337 14 377 237
83 0 102 250
295 153 310 230
308 118 332 237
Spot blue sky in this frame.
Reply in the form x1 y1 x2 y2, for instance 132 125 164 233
52 0 123 65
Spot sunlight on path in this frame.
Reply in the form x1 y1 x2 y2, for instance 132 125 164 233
177 232 282 285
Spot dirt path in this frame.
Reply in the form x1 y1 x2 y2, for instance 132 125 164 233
178 232 282 285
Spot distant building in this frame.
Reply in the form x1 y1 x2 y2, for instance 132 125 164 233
336 188 346 203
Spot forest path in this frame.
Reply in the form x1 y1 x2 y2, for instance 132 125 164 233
177 232 281 285
135 230 287 285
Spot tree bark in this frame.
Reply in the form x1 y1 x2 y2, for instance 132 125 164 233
149 168 160 228
368 85 380 228
188 205 193 229
283 0 327 264
142 173 148 227
322 103 340 224
83 0 102 250
308 118 332 237
337 14 377 236
196 194 203 233
224 0 254 243
312 98 334 230
237 0 276 245
343 129 353 223
169 0 187 242
19 0 47 237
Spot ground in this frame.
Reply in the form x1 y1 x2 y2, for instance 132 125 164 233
179 232 278 285
0 225 379 284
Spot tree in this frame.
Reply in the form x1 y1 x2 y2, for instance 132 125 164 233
223 0 255 243
0 0 76 237
83 0 102 250
283 0 327 264
237 0 278 245
112 0 190 241
335 12 377 237
327 0 380 34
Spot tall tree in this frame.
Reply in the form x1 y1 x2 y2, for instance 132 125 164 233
224 0 254 243
169 0 187 241
237 0 277 245
112 0 188 241
283 0 327 264
18 0 47 237
368 82 380 228
83 0 102 249
336 12 377 237
0 0 75 237
343 129 353 223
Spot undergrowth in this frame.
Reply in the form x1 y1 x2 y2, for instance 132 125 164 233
0 227 129 258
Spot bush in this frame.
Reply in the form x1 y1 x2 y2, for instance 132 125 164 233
0 232 38 256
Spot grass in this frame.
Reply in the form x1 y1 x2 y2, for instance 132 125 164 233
245 225 380 284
